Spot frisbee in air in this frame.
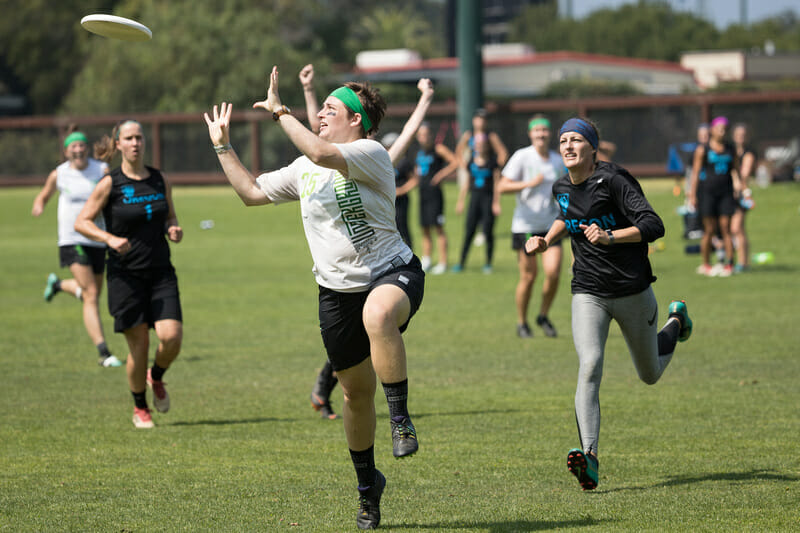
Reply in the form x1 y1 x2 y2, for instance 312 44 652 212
80 14 152 41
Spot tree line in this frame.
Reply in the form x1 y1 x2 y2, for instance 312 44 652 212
2 0 798 116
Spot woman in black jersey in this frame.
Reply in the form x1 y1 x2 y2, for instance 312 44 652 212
75 120 184 429
688 116 742 277
525 117 694 491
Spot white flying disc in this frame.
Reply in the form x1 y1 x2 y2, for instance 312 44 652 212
81 14 152 42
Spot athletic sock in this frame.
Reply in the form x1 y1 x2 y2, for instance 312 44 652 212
131 390 148 409
150 363 167 382
350 446 377 488
657 318 681 356
382 379 409 420
314 360 338 398
53 280 62 293
74 287 82 301
96 342 112 358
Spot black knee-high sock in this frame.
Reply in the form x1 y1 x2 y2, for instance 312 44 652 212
350 446 377 488
657 318 681 356
150 363 167 382
132 390 148 409
313 360 338 398
382 379 409 420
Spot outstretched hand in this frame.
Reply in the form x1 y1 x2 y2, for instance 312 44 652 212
203 102 232 147
253 66 282 114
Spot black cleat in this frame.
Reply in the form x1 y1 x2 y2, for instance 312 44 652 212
390 416 418 458
536 315 558 337
516 323 533 338
357 470 386 530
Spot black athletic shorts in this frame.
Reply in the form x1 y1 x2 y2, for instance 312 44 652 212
59 244 106 274
699 187 737 218
512 232 563 254
318 255 425 372
107 266 182 333
419 186 445 227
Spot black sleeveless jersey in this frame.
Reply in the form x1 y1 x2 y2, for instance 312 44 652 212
552 161 664 298
103 166 172 271
701 142 736 193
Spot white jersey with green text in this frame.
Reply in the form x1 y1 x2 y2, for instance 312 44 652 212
57 158 108 247
502 146 563 234
256 139 412 292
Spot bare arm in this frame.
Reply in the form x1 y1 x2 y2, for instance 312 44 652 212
431 144 459 185
162 176 183 243
396 175 418 196
687 145 705 208
492 168 502 216
489 132 509 167
204 103 271 206
739 152 755 187
387 78 434 165
254 66 348 175
299 64 320 134
525 219 567 255
74 176 130 254
31 169 58 216
497 173 544 194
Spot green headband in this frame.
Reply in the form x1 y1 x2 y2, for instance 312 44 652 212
528 118 550 131
63 131 88 148
329 86 372 133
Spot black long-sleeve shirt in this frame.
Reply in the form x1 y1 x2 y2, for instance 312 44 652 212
553 161 664 298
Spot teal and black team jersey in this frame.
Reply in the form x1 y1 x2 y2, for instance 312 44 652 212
701 142 736 193
103 166 172 272
552 161 665 299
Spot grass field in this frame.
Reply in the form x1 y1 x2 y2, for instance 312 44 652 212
1 180 799 531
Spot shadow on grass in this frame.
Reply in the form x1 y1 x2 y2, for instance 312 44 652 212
601 469 799 493
167 416 297 426
389 517 609 531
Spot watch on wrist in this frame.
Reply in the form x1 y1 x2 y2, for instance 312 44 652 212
272 105 291 121
606 229 615 244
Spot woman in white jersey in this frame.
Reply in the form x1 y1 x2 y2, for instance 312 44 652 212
32 128 121 368
204 66 425 531
498 115 565 339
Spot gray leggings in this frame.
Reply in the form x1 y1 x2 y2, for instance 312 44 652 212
572 287 678 455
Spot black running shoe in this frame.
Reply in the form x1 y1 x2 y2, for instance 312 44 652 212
516 323 533 338
357 470 386 530
310 393 340 420
390 416 418 458
536 315 558 337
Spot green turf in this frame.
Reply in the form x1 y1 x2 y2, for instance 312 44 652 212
1 180 798 531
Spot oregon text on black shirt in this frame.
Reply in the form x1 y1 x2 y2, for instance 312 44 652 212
103 166 172 271
552 161 665 298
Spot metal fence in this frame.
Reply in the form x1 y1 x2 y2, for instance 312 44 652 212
2 91 799 186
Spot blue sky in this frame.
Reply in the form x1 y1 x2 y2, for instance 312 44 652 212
561 0 799 28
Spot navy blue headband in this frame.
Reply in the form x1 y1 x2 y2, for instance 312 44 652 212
559 118 598 150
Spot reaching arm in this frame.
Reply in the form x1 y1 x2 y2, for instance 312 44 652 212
31 169 58 216
204 102 271 206
254 66 348 175
387 78 434 165
299 64 321 134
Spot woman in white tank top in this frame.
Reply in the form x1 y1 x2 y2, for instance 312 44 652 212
32 129 121 368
